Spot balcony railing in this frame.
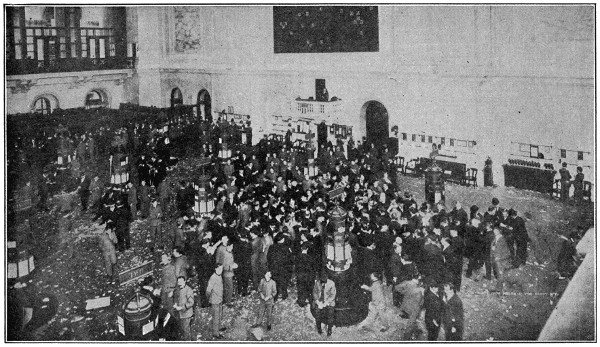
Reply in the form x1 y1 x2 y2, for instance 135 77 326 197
6 56 136 76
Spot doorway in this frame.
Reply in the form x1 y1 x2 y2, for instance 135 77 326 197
317 121 328 148
197 89 212 123
361 100 389 151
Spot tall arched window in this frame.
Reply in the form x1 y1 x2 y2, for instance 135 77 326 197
85 90 106 109
33 97 52 115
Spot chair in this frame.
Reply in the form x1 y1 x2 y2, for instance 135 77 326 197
396 156 405 174
551 179 561 199
403 158 418 176
463 168 478 187
583 181 592 201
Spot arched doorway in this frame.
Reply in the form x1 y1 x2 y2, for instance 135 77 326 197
361 100 389 151
171 88 183 108
197 89 212 123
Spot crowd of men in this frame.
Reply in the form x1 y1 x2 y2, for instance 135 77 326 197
11 108 581 342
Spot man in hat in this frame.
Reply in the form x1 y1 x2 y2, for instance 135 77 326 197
449 201 468 238
296 242 316 307
127 182 137 221
161 253 177 315
507 209 529 268
77 172 91 212
89 175 104 212
423 280 444 341
558 162 572 201
99 226 117 281
443 282 464 341
173 247 191 279
207 265 225 339
234 232 253 297
269 233 293 301
313 272 337 336
173 276 195 341
149 198 163 252
158 179 171 217
114 199 131 252
139 180 151 218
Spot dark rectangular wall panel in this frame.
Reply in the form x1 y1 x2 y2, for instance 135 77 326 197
274 6 379 53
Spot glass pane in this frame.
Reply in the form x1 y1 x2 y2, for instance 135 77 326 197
71 29 77 40
35 29 42 36
15 45 22 59
26 29 33 35
81 29 87 36
13 15 20 27
60 44 66 58
37 39 44 60
14 29 21 42
27 43 34 51
110 43 115 56
60 37 65 43
27 50 35 59
52 29 56 36
99 38 105 58
27 36 33 43
89 39 96 58
71 43 77 58
81 49 87 58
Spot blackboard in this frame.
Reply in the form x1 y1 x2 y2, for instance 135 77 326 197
119 261 154 286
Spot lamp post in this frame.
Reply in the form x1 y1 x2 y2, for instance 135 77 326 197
194 174 214 215
425 159 445 205
304 158 318 177
311 200 369 327
117 286 160 340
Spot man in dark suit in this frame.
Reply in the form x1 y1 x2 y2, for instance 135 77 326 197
558 162 571 201
449 201 469 238
77 173 91 212
507 209 529 267
295 242 316 307
441 235 463 292
443 283 464 341
423 281 445 341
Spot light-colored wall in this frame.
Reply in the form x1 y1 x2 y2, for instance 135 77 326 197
6 70 136 114
134 5 594 186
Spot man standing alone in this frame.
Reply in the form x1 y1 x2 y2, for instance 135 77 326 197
255 271 277 331
206 264 226 339
312 273 336 336
173 276 195 341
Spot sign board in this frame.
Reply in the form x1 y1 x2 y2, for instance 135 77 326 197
328 187 344 200
86 296 111 310
118 261 154 286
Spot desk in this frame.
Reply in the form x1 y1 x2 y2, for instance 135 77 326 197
417 158 467 184
502 165 556 194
